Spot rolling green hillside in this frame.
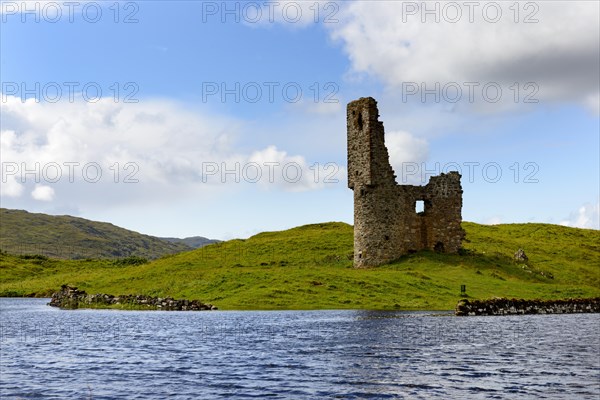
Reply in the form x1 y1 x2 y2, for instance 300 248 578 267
1 221 598 310
0 208 191 259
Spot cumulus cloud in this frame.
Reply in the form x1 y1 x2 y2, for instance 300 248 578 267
0 95 334 210
1 95 236 184
0 176 23 197
385 130 429 184
560 201 600 230
246 145 343 191
386 130 429 168
329 1 599 111
31 185 55 201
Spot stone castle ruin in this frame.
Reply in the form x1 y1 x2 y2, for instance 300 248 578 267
347 97 465 268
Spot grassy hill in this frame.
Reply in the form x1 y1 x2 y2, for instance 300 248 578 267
0 208 192 259
1 221 598 310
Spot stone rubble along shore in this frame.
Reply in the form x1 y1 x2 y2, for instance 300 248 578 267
48 285 217 311
455 297 600 316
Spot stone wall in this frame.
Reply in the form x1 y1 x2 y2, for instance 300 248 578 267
455 297 600 316
48 285 217 311
347 97 465 267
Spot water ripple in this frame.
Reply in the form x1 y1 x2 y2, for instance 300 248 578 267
1 299 599 399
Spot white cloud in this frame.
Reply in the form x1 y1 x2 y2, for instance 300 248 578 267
1 95 237 188
560 201 600 230
0 176 24 197
329 1 599 111
385 130 429 184
0 95 336 212
247 145 343 191
0 130 24 197
386 130 429 168
31 185 55 201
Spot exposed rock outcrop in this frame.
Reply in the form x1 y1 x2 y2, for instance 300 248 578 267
514 248 528 262
48 285 217 311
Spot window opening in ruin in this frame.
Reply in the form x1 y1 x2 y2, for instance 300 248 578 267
415 200 424 214
357 113 363 130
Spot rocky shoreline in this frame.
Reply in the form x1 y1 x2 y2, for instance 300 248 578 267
48 285 217 311
455 297 600 316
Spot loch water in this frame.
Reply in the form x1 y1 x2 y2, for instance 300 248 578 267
1 298 598 399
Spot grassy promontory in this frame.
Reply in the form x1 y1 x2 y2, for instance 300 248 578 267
1 222 598 310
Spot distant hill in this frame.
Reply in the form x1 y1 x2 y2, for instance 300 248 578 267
159 236 220 249
0 208 216 259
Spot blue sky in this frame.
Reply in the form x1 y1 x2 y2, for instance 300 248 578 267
1 1 598 239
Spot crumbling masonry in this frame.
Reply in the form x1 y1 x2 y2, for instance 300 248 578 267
348 97 465 268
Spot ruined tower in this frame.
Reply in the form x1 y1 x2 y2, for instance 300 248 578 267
347 97 465 268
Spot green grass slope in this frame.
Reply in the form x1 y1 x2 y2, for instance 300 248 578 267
1 222 598 310
0 208 191 259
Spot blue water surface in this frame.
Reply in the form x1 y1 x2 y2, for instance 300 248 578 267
1 298 598 399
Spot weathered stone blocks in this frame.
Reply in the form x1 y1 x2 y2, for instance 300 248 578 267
48 285 217 311
455 297 600 316
347 97 465 267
